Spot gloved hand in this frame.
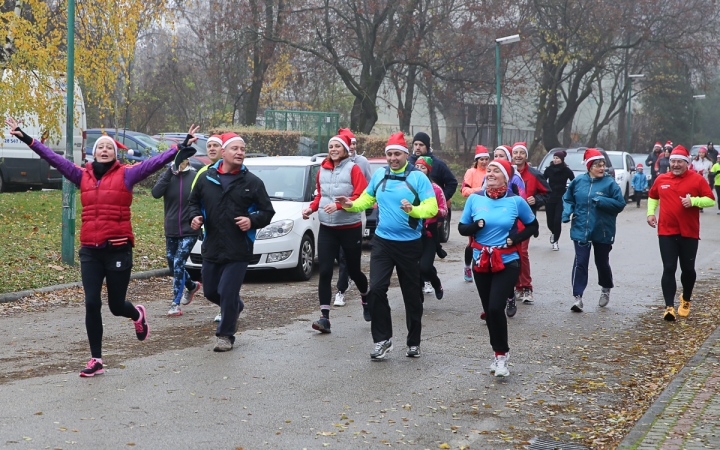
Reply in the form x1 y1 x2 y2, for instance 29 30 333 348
174 144 197 167
13 127 33 146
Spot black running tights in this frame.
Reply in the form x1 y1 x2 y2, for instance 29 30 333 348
658 235 698 307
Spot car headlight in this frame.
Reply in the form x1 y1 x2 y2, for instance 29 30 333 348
256 219 294 240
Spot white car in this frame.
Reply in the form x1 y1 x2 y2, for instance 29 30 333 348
605 151 635 201
186 155 364 281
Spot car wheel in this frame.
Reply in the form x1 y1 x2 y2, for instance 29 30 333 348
439 208 451 243
291 233 314 281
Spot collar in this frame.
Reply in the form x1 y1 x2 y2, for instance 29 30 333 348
217 162 243 175
390 162 409 174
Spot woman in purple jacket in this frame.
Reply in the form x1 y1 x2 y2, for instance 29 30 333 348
6 117 196 378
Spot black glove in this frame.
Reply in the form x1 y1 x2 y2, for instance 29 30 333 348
174 144 197 167
182 133 194 147
14 127 33 146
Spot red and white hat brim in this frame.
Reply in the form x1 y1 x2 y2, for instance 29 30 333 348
487 161 509 182
207 136 223 146
512 144 528 155
328 136 350 152
93 136 118 156
222 136 245 149
475 152 490 159
385 144 409 154
669 155 690 163
585 155 604 167
494 146 512 160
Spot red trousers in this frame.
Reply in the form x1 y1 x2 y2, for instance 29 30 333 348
514 239 532 291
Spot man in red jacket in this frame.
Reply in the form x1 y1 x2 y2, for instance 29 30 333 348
647 145 715 321
511 142 551 304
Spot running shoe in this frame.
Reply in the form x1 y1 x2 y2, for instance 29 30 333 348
437 248 447 259
362 301 372 322
334 291 346 307
167 303 183 316
134 305 149 341
370 340 393 360
463 266 473 282
214 336 233 352
406 346 421 358
423 282 434 294
552 242 559 251
480 311 486 321
678 295 691 317
522 289 534 304
494 354 510 377
435 285 444 300
599 289 610 307
79 358 104 377
490 353 508 373
312 317 332 333
571 296 584 312
664 306 677 321
514 289 524 302
506 296 517 318
549 234 555 245
181 281 202 305
214 311 222 322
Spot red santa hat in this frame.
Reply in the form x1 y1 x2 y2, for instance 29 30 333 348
221 132 245 149
583 148 605 170
669 145 691 163
664 140 673 148
494 145 512 161
385 132 408 154
207 135 223 146
338 128 356 143
512 142 528 156
637 163 643 168
487 159 512 183
328 134 351 153
654 142 662 149
474 145 490 160
92 135 128 157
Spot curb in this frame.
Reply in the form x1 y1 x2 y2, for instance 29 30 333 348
0 268 171 304
617 321 720 448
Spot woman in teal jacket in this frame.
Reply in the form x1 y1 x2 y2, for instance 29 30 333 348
562 149 626 313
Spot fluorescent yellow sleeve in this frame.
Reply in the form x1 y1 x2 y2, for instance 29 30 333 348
647 198 659 216
344 191 376 212
691 196 715 208
409 196 439 219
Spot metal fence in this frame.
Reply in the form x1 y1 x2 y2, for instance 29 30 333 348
264 110 340 155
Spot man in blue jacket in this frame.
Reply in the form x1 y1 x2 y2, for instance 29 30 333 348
562 149 626 313
408 132 458 207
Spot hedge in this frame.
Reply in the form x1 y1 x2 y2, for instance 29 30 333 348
210 126 303 156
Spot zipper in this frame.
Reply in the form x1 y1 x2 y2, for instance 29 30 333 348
585 176 593 242
178 175 183 237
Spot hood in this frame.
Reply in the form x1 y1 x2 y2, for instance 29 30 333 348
267 200 304 222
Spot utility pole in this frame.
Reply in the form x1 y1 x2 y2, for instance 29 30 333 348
61 0 76 265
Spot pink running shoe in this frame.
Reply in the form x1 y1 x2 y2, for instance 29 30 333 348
464 266 473 282
134 305 149 341
79 358 104 377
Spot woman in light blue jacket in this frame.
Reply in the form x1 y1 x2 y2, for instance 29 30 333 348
562 149 625 313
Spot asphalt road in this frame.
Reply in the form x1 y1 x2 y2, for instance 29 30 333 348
1 205 719 449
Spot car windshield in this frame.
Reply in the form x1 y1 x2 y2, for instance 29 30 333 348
608 154 624 169
541 153 589 172
249 165 307 201
131 134 160 150
193 138 208 156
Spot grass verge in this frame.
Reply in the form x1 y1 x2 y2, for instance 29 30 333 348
0 188 167 294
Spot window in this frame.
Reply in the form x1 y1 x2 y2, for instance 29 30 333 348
249 165 308 201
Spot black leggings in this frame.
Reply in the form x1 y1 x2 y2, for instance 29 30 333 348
420 233 441 291
79 247 139 359
716 187 720 210
472 260 520 354
659 235 698 307
317 225 368 313
545 200 563 242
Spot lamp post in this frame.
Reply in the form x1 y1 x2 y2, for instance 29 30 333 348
691 94 706 145
625 74 644 153
61 0 76 265
495 34 521 147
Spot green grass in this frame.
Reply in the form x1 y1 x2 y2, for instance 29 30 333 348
0 188 167 294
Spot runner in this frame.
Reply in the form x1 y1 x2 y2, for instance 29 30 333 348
631 164 648 208
337 132 438 360
458 158 538 377
188 132 275 351
302 133 370 332
657 144 672 175
710 158 720 214
647 145 715 321
646 142 663 187
543 150 574 251
562 149 625 312
415 156 448 299
5 117 195 377
152 156 202 316
333 128 372 306
191 134 224 323
511 142 551 304
461 145 490 281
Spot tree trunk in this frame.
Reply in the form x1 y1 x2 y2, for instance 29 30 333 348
562 113 574 147
427 77 441 151
397 65 417 134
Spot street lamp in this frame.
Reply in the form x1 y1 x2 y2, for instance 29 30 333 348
691 94 706 145
625 74 644 153
495 34 521 147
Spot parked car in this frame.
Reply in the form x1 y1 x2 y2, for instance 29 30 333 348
85 129 161 164
605 151 635 201
538 148 616 186
153 136 210 170
364 158 387 239
186 154 365 281
153 133 209 158
629 153 652 198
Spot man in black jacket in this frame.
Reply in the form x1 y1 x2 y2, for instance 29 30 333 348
188 133 275 352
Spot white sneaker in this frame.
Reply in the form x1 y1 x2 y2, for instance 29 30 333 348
599 289 610 307
214 312 222 322
489 352 509 373
334 291 346 307
167 303 182 316
494 354 510 377
552 242 559 251
423 282 434 294
571 296 583 312
522 290 534 304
